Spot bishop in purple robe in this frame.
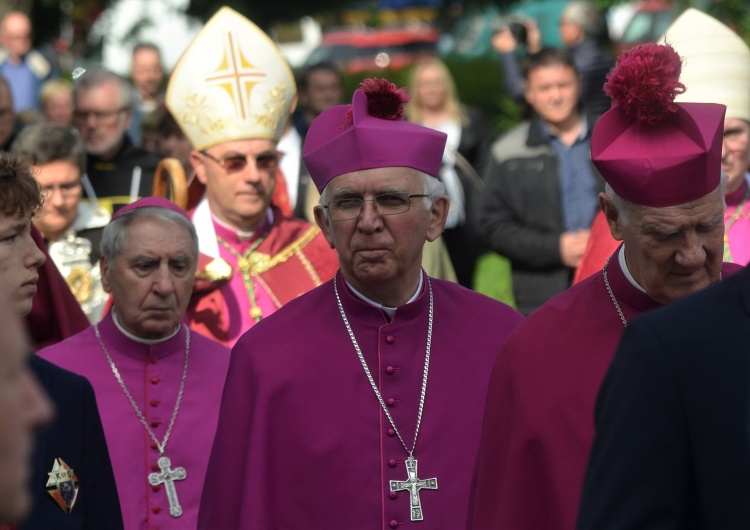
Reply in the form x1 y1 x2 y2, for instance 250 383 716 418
467 43 742 530
39 198 230 530
197 79 523 529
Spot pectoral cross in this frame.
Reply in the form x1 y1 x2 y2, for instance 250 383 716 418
148 455 187 517
389 456 438 521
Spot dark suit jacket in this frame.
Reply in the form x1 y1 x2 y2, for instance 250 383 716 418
578 264 750 529
22 356 123 530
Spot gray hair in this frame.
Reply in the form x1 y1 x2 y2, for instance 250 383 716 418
605 170 728 226
318 170 447 218
100 207 198 263
11 122 86 173
562 1 608 41
73 68 133 110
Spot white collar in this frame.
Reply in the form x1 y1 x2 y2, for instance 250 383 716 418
193 198 273 257
618 245 647 294
111 309 180 345
346 274 424 318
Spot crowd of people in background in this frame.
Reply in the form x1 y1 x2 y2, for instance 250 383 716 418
0 2 749 529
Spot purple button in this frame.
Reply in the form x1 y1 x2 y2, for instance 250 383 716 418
386 335 395 344
386 365 395 375
386 398 396 407
389 491 398 499
388 458 397 467
388 428 396 437
390 520 398 528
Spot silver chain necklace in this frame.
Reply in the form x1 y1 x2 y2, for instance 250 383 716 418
94 323 189 517
602 256 628 328
334 277 438 522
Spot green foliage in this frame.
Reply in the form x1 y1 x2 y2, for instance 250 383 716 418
338 55 522 144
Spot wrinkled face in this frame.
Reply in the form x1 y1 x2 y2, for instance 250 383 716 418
0 301 53 523
74 81 131 157
131 48 163 100
1 13 31 59
314 167 448 302
0 213 46 316
605 187 725 305
101 217 196 340
414 65 448 111
303 70 343 117
524 64 580 127
191 139 278 231
0 85 14 148
43 89 74 128
722 118 750 193
33 161 83 241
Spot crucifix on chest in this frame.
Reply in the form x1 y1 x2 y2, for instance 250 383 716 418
389 456 438 521
148 455 187 517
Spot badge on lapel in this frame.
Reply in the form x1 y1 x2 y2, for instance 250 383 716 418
46 458 79 514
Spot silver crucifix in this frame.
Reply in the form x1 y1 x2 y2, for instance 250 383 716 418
389 456 438 521
148 455 187 517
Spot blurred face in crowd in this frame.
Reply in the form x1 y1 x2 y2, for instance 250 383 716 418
102 216 196 340
0 12 32 61
0 211 46 317
524 63 581 128
413 64 448 111
0 296 53 523
191 139 278 231
559 13 583 47
0 84 13 148
42 87 74 128
33 160 83 242
302 69 343 117
131 47 163 101
722 118 750 194
314 167 448 307
74 80 131 158
603 186 725 306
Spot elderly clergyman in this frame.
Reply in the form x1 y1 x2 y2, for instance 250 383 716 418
197 79 524 529
39 197 230 529
468 43 742 530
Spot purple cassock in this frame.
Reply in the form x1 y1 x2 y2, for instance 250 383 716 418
467 249 741 530
198 271 523 529
38 311 230 530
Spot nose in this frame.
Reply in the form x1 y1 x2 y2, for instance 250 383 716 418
356 199 384 233
23 231 46 269
151 265 176 296
47 188 66 206
674 231 707 269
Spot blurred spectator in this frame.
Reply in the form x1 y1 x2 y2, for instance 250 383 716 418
72 68 161 214
127 43 164 146
292 61 343 139
407 57 486 287
0 11 56 115
139 106 162 153
0 75 20 151
12 122 109 323
492 0 614 119
480 48 603 315
39 79 74 128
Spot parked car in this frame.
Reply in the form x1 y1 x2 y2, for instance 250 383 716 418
615 0 674 54
300 24 439 73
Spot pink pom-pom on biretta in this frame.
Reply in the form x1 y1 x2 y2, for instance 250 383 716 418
604 43 685 124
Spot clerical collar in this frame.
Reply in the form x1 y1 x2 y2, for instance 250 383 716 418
619 245 647 294
346 274 424 318
211 209 274 241
111 309 181 345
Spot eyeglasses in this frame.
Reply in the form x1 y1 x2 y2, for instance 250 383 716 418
73 108 126 123
324 192 430 221
41 181 82 197
200 151 281 173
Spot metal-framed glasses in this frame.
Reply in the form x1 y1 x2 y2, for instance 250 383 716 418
40 181 83 197
73 108 127 123
324 192 430 221
200 151 281 173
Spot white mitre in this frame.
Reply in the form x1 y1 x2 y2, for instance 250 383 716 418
660 8 750 121
166 6 296 150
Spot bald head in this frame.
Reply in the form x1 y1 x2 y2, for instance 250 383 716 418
0 11 32 61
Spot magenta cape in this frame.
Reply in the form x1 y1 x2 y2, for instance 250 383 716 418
198 272 523 529
467 253 741 530
38 312 230 530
